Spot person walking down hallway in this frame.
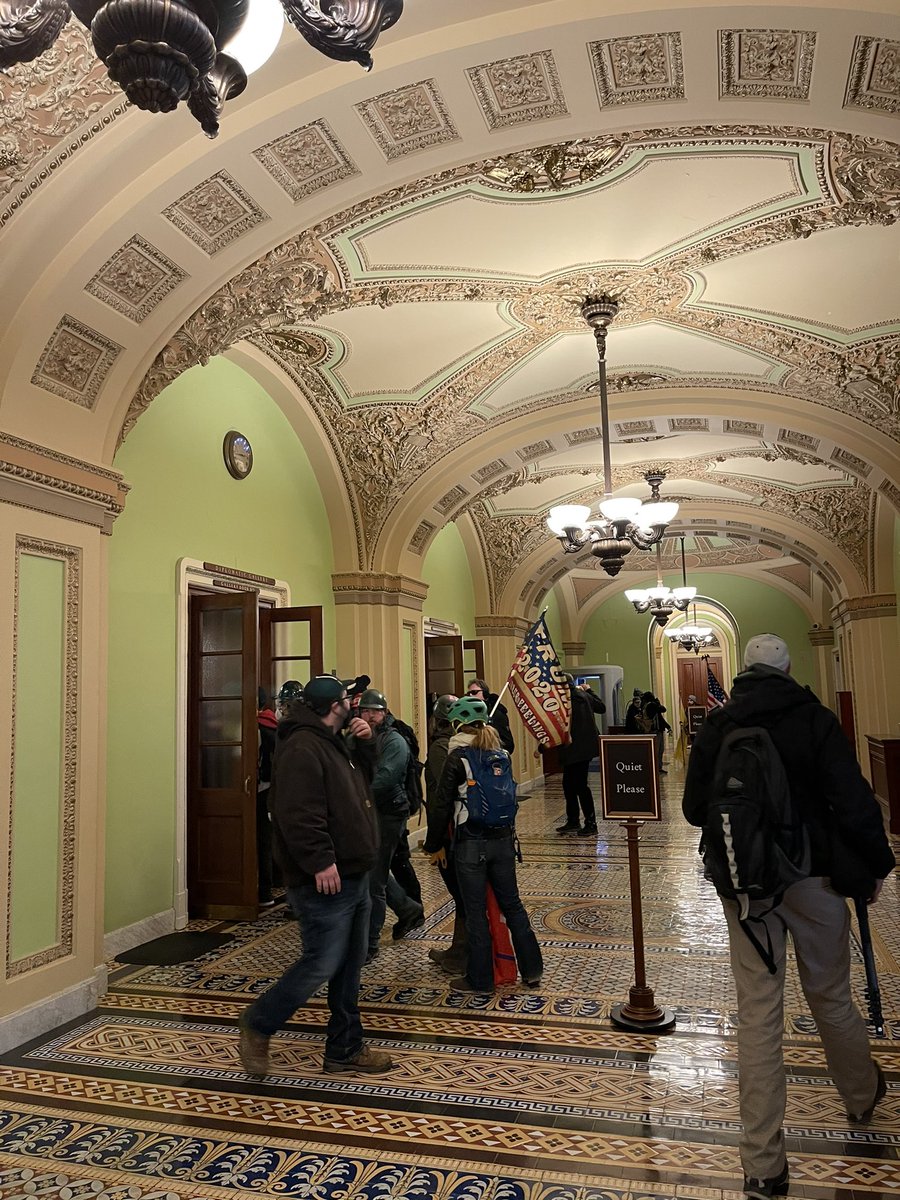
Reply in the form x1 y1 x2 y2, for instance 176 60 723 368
354 688 425 962
256 688 278 907
682 634 894 1200
424 697 542 995
423 693 466 973
556 676 605 837
238 676 393 1078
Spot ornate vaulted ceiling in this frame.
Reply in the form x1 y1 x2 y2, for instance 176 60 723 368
1 0 898 620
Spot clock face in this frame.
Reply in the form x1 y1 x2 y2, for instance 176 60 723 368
223 431 253 479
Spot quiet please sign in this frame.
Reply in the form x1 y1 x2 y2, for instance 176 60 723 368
599 736 661 821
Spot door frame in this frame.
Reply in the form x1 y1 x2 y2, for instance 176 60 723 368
175 557 290 928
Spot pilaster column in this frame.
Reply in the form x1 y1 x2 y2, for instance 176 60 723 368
332 573 429 739
831 595 899 773
562 641 586 667
808 625 836 712
475 615 539 787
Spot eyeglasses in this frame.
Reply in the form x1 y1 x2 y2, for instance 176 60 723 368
467 688 482 696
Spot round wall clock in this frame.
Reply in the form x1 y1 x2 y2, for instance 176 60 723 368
223 430 253 480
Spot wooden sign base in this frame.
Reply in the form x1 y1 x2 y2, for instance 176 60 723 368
611 989 676 1032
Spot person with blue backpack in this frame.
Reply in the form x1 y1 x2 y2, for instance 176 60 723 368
423 696 543 994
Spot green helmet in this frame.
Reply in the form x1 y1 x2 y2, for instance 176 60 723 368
277 680 304 705
358 688 388 711
447 696 489 726
433 693 458 721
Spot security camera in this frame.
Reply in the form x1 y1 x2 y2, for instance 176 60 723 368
812 622 820 630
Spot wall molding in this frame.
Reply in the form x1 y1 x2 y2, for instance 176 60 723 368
0 966 106 1055
103 907 176 960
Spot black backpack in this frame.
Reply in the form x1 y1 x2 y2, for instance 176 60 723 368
701 722 811 972
391 718 425 816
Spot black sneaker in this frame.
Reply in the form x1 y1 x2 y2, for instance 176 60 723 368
579 823 597 836
848 1062 887 1124
392 906 425 939
743 1163 789 1199
556 821 580 835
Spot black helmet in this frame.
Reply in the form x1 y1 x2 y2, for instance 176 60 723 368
433 693 458 721
358 688 388 711
277 680 304 705
447 697 489 726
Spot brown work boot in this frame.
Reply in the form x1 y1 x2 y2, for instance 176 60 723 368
322 1045 394 1074
238 1009 270 1077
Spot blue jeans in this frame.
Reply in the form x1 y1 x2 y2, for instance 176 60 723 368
244 874 370 1063
453 830 543 991
369 810 421 953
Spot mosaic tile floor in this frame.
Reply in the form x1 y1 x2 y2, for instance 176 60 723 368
2 769 898 1200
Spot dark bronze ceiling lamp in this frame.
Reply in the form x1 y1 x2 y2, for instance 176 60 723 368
0 0 403 136
547 294 679 577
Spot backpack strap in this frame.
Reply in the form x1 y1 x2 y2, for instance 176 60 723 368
738 898 785 975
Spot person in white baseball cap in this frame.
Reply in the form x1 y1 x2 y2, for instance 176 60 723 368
743 634 791 673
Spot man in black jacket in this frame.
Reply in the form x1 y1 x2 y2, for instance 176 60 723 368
467 678 515 754
683 634 894 1200
238 675 394 1079
556 677 605 836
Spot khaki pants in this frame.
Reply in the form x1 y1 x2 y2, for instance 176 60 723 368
722 876 878 1179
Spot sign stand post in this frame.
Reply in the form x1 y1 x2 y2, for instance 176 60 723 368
599 735 676 1033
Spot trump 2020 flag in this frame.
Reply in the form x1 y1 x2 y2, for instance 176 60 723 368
507 615 572 748
706 660 729 710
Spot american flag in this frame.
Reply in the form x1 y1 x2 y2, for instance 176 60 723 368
705 660 729 710
506 615 572 748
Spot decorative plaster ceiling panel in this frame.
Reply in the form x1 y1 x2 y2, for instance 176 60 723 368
710 456 846 488
695 223 900 337
540 433 760 470
315 301 512 398
605 322 784 377
478 333 592 412
345 152 804 279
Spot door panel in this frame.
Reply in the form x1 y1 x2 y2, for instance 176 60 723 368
424 635 464 698
188 590 259 919
677 657 705 712
463 639 485 685
259 606 323 698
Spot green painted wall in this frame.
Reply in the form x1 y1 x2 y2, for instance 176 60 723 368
107 356 335 932
581 572 816 693
541 589 564 655
10 554 64 960
421 523 476 637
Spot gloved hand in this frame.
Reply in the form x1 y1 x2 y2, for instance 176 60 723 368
425 847 447 869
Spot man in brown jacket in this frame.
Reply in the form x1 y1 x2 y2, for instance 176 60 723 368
238 675 393 1078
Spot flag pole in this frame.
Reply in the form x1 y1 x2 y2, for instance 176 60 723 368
490 609 548 719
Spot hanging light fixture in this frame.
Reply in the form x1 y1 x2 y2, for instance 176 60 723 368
0 0 403 137
625 542 696 627
546 294 679 577
663 538 715 651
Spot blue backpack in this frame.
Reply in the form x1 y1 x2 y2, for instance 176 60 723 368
458 748 518 828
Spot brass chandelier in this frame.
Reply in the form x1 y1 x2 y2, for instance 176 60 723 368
625 542 696 627
547 294 679 577
0 0 403 137
663 540 715 652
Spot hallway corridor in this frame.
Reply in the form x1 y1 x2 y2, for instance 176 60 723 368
1 771 897 1200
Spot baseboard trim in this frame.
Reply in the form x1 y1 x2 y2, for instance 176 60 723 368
103 908 176 960
0 965 107 1055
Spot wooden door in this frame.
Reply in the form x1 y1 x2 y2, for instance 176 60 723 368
677 657 706 712
259 606 324 699
462 639 484 687
187 590 259 919
424 634 465 699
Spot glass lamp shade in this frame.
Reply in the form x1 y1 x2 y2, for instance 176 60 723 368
636 500 679 529
673 586 697 601
224 0 284 74
598 496 642 523
663 626 683 640
547 504 591 536
648 586 673 601
624 589 649 602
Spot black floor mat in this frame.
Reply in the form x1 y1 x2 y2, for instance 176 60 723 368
115 931 234 966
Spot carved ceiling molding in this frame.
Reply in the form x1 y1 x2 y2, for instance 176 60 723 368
0 22 123 226
478 450 872 598
123 125 900 444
